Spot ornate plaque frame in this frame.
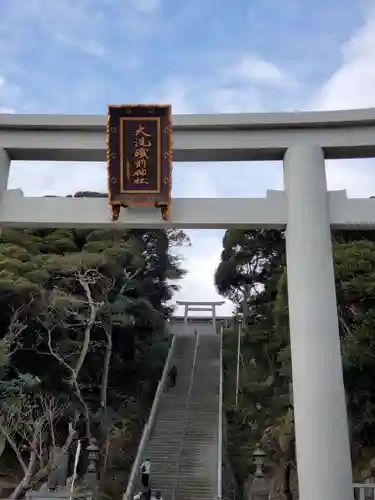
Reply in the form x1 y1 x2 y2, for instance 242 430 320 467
107 104 172 221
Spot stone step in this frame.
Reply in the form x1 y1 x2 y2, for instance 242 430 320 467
152 417 187 422
145 446 182 453
145 450 181 457
149 428 184 435
145 446 181 452
176 488 215 495
184 413 218 417
175 491 215 499
151 425 185 431
176 484 215 490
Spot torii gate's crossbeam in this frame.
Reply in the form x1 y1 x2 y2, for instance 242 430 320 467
176 301 226 306
2 189 375 229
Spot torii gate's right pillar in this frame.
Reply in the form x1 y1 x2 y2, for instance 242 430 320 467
284 145 352 500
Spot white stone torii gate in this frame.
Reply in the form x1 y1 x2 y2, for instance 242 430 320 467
176 300 225 334
3 108 375 500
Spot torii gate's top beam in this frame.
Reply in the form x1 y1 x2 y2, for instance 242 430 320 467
176 301 225 306
1 108 375 162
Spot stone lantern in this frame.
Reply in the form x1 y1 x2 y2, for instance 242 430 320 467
250 446 270 500
82 439 99 500
253 445 266 478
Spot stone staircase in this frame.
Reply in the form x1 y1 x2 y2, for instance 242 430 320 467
135 333 221 500
174 334 220 500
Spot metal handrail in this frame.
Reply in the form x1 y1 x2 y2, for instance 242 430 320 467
217 326 224 500
353 483 375 500
171 331 200 500
123 334 177 500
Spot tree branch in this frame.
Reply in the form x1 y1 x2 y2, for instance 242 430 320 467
0 420 28 474
72 273 100 379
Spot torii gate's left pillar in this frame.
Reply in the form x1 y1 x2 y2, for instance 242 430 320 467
0 148 10 193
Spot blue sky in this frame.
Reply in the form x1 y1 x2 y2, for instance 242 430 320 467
1 0 375 316
0 0 365 114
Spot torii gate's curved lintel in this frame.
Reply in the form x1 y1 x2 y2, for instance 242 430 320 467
0 108 364 500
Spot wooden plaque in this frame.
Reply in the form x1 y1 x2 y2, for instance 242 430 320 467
107 104 172 221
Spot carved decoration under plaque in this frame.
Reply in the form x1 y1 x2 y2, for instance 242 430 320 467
107 104 173 222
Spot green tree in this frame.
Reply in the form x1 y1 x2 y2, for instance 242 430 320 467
214 229 284 326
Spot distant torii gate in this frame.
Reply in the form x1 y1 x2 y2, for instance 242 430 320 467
176 300 225 335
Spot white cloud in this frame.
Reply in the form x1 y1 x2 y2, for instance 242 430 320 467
0 75 18 113
313 6 375 111
144 77 198 114
144 53 296 116
310 6 375 197
9 162 107 197
227 55 298 90
0 0 162 66
172 164 219 198
130 0 161 14
0 0 108 59
0 75 14 112
207 87 264 114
